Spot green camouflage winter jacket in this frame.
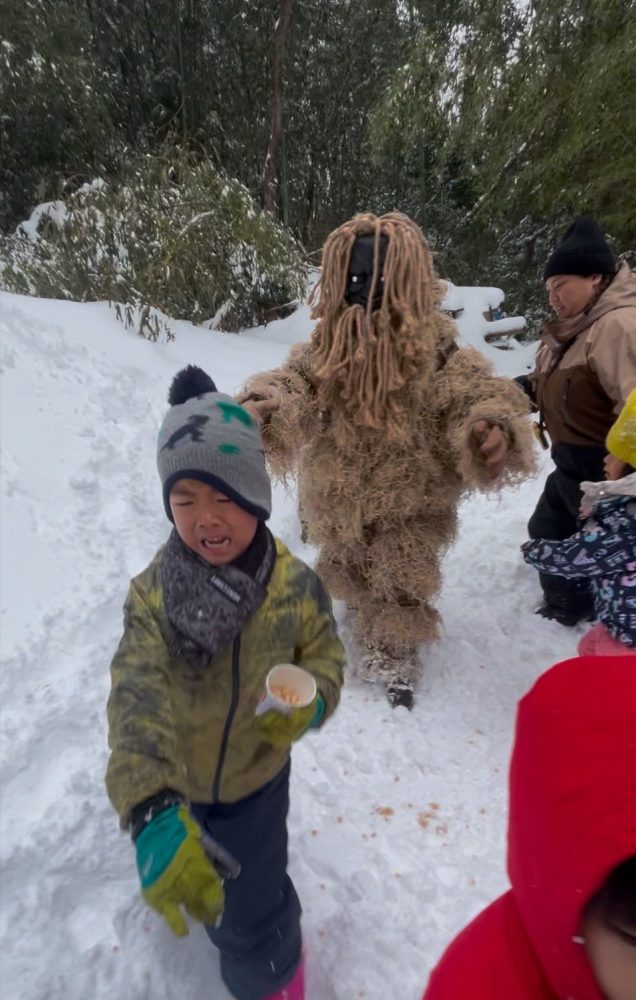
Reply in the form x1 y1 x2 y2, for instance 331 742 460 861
106 538 345 826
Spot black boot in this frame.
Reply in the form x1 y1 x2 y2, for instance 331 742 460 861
386 678 415 710
536 573 595 627
362 644 419 709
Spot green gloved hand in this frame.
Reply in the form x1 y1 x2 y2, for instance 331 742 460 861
256 694 325 749
135 804 224 936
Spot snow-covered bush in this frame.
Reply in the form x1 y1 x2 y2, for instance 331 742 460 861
0 153 306 331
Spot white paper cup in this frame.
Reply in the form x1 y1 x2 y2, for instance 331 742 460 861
254 664 317 717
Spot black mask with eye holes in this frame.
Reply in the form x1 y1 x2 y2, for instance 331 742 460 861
345 234 388 310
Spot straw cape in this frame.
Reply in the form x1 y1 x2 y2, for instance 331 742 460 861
239 212 536 706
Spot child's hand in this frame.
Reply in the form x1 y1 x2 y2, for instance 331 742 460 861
604 453 627 481
135 804 224 936
255 696 324 749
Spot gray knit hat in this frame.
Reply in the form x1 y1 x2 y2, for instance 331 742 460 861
157 365 271 521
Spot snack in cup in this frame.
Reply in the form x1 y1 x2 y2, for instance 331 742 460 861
269 684 302 706
255 663 317 717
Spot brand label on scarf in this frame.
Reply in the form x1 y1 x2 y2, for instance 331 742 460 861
209 575 242 605
161 527 275 659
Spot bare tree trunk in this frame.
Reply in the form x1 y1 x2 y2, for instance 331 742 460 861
175 2 187 142
280 125 290 227
262 0 293 214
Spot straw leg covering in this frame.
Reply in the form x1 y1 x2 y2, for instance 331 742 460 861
314 511 455 705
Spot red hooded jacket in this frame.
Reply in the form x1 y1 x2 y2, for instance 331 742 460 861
422 656 636 999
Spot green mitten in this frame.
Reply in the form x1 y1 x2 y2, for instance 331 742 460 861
256 695 325 749
135 804 224 936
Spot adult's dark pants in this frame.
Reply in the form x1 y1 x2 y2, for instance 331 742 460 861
191 761 301 1000
527 444 606 613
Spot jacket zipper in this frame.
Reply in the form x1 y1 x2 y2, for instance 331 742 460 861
212 635 241 802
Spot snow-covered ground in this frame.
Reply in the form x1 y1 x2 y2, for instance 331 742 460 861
0 289 579 1000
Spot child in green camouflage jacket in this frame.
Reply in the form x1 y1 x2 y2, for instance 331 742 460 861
105 366 345 1000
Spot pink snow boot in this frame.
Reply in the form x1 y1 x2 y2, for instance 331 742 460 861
264 954 305 1000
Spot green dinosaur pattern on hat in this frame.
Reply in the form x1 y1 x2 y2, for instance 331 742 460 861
217 400 255 427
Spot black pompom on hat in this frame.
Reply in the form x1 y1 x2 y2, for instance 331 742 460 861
543 216 616 282
168 365 217 403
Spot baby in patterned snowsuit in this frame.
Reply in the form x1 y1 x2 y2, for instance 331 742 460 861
523 390 636 656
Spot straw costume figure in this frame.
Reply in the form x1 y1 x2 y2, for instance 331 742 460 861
239 213 536 707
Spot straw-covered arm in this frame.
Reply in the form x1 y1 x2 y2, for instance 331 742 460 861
434 347 537 489
237 344 315 478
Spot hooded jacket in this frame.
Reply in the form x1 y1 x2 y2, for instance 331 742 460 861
522 473 636 648
531 263 636 455
422 655 636 999
606 388 636 468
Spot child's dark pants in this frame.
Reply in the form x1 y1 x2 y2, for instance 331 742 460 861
191 760 302 1000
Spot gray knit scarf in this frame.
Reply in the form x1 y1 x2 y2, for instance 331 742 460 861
160 524 276 662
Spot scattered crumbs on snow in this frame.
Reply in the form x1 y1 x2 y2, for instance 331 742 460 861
373 806 395 820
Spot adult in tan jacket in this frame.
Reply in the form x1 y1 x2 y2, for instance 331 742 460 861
516 216 636 626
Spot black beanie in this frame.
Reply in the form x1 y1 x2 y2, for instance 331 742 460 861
543 216 617 282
